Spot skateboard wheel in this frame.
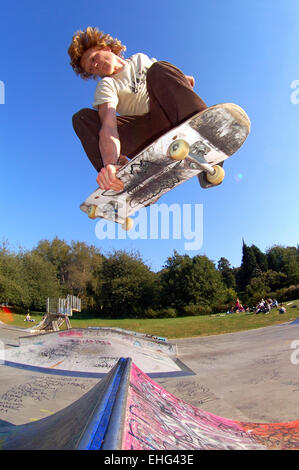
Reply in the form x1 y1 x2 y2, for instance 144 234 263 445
206 165 225 185
122 217 134 231
169 139 189 160
87 205 97 219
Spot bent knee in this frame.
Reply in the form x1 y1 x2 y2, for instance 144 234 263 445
72 108 96 122
72 108 89 128
147 61 170 80
72 108 99 132
147 61 184 88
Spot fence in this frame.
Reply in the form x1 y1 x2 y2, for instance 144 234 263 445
46 295 81 317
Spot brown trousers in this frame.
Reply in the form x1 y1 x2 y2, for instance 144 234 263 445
72 61 207 172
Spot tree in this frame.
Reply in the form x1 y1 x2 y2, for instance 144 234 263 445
0 243 24 305
237 242 269 291
217 257 236 289
0 242 61 310
245 270 288 303
251 245 268 273
160 251 226 311
18 252 61 310
266 245 299 286
237 241 257 291
66 241 104 309
100 250 157 317
33 238 105 309
159 251 191 309
33 237 71 290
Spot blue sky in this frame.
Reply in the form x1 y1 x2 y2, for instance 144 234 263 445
0 0 298 272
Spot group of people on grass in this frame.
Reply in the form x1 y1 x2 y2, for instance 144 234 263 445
226 298 251 314
227 298 286 315
255 298 278 314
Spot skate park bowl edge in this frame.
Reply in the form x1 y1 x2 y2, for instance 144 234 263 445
2 327 193 378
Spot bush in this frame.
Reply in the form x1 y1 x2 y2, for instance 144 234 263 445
143 307 177 318
181 304 212 316
143 308 157 318
249 291 269 305
269 285 299 302
223 288 238 304
158 308 177 318
211 303 230 314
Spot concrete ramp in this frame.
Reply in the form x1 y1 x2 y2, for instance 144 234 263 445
0 358 128 450
26 313 65 332
122 362 299 450
3 328 192 378
1 357 298 450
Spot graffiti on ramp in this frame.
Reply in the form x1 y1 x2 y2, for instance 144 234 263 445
1 358 299 450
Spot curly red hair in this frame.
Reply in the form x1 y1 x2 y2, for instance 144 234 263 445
68 27 126 80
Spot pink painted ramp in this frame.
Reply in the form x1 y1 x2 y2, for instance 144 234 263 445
122 363 299 450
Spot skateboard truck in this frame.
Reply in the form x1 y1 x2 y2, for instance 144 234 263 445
168 139 225 185
86 201 133 231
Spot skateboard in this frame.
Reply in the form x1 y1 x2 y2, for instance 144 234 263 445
80 103 250 230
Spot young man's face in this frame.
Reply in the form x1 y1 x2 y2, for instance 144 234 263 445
80 46 120 77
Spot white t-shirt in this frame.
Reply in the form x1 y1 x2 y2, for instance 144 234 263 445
92 53 157 116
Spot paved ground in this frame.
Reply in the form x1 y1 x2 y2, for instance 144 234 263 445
158 322 299 423
0 321 298 429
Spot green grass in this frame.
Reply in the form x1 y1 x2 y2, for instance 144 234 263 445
1 300 298 339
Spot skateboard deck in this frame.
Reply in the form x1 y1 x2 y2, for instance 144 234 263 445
80 103 250 229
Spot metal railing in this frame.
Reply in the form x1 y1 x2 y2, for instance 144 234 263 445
46 295 81 317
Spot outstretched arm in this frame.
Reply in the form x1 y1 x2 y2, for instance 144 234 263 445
98 103 120 166
97 103 123 191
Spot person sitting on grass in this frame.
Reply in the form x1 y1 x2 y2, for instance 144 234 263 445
235 298 244 313
255 299 265 314
279 304 286 314
264 300 271 314
24 312 35 322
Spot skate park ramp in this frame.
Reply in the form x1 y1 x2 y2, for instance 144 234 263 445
26 313 65 332
1 357 298 450
2 327 193 378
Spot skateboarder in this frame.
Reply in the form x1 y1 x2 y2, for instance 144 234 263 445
69 27 220 192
